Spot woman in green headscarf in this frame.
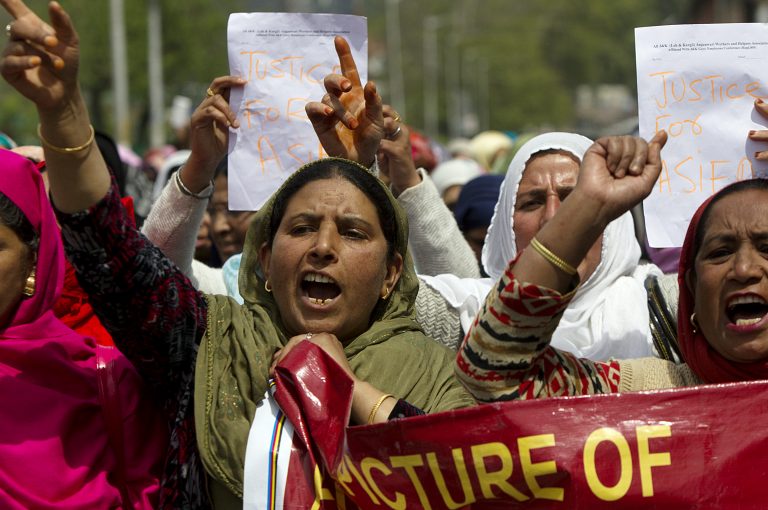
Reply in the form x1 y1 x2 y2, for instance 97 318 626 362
0 3 473 507
197 157 475 502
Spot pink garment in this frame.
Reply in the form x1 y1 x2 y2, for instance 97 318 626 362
0 150 166 509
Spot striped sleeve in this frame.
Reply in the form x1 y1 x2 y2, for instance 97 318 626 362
456 257 621 402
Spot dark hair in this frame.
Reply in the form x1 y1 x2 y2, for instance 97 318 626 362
95 130 127 197
0 191 39 254
692 179 768 259
268 160 398 261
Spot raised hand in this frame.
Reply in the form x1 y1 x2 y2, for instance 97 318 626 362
0 0 78 113
185 75 245 181
0 0 109 213
305 36 384 167
749 98 768 159
575 131 668 226
509 131 668 293
377 105 420 196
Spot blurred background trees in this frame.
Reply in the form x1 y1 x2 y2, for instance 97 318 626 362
0 0 736 150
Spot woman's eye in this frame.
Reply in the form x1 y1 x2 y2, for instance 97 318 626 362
290 225 314 235
207 205 227 216
343 229 367 240
517 200 542 211
705 247 731 259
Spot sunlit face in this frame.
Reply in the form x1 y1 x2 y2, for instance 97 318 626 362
688 189 768 363
0 222 34 329
209 174 255 262
259 177 403 343
513 151 602 281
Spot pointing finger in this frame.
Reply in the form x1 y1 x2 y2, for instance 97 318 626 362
334 35 361 87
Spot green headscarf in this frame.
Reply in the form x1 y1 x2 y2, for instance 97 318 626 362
195 158 474 500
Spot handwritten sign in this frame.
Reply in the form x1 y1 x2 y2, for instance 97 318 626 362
636 23 768 247
227 13 367 210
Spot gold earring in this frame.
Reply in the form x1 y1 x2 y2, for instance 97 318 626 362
23 268 36 297
690 312 698 334
264 280 272 293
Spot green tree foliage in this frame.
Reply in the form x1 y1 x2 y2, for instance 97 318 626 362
0 0 690 146
0 0 251 148
371 0 691 136
543 0 691 90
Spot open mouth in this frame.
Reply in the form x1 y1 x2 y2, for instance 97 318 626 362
301 273 341 306
726 295 768 327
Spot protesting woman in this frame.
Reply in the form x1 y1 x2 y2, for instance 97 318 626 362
0 150 166 507
456 119 768 401
0 1 473 507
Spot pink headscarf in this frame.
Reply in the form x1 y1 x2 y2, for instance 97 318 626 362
678 179 768 383
0 150 165 508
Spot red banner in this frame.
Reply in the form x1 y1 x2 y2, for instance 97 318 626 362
273 342 768 509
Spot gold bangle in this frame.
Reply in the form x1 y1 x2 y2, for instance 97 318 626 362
367 393 394 424
37 124 95 154
529 237 577 276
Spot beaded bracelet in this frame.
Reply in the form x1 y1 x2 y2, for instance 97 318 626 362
37 124 95 154
175 167 214 199
529 237 577 276
367 394 394 424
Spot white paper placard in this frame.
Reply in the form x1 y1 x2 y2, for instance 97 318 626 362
636 23 768 247
227 13 367 210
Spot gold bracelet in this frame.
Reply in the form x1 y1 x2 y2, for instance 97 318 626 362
367 393 394 424
529 237 577 276
37 124 95 154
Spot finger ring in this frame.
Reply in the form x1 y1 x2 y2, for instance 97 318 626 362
206 87 217 98
393 114 401 123
5 23 12 39
388 126 402 140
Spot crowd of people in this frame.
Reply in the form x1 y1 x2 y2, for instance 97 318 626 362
1 0 768 508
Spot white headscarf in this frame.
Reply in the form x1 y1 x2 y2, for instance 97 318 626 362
482 132 660 359
422 132 660 360
429 158 484 197
469 130 513 171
